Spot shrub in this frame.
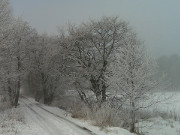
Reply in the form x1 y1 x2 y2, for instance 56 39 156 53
0 107 25 134
90 103 120 127
70 100 90 119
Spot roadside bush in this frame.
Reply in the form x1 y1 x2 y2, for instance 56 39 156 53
0 107 25 134
90 103 120 127
70 100 122 128
70 99 90 119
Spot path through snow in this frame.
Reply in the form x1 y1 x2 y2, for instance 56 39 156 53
20 97 96 135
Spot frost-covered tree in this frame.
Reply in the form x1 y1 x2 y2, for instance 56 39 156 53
0 0 13 103
0 18 37 107
109 33 158 133
0 0 12 70
0 0 12 43
61 16 129 105
29 34 62 104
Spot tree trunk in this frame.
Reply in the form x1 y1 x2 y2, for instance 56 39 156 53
101 83 106 102
35 90 42 102
7 78 14 106
96 92 101 102
14 77 20 107
41 72 48 104
14 56 21 107
43 87 48 104
101 60 107 102
90 75 102 104
130 101 136 133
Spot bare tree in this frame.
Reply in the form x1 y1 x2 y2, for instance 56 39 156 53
0 0 12 42
0 18 37 107
61 16 129 105
0 0 13 103
109 33 158 133
29 34 62 104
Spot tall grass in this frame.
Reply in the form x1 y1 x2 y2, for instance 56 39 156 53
70 100 124 128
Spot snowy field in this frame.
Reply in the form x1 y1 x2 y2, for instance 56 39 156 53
150 92 180 112
0 97 134 135
0 92 180 135
137 92 180 135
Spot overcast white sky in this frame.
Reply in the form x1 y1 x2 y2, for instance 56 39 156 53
10 0 180 57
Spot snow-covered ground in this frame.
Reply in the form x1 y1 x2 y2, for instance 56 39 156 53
22 97 135 135
137 92 180 135
1 92 180 135
20 92 180 135
146 92 180 112
138 116 180 135
0 107 25 135
0 97 134 135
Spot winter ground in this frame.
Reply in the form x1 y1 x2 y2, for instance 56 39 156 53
0 97 134 135
0 107 25 135
1 92 180 135
137 92 180 135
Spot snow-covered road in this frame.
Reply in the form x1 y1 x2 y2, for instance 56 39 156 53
20 97 96 135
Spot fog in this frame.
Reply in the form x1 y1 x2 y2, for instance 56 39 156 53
157 54 180 90
10 0 180 89
1 1 180 134
10 0 180 57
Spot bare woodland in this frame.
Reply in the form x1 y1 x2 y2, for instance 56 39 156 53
0 0 161 133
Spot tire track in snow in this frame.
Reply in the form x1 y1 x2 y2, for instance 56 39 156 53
21 96 97 135
20 99 65 135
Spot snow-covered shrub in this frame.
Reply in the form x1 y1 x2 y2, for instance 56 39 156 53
8 108 25 123
70 99 131 128
52 95 78 112
70 100 122 127
70 100 90 119
91 104 120 127
0 107 25 134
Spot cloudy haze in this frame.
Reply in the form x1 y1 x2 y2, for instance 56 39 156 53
10 0 180 57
